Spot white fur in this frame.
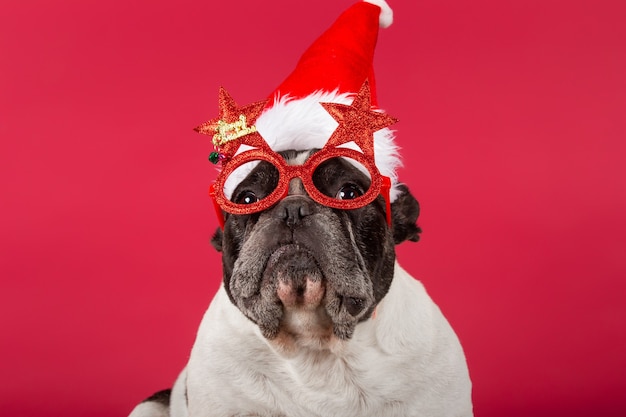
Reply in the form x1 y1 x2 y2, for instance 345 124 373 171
223 91 403 202
167 262 472 417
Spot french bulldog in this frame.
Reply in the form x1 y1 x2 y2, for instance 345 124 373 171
129 149 473 417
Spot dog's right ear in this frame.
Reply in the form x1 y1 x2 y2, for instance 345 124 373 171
390 184 422 244
211 227 223 252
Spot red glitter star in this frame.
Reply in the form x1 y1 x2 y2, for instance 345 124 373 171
195 87 269 156
320 81 397 159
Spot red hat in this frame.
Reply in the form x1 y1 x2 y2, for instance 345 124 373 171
270 0 393 106
254 0 402 201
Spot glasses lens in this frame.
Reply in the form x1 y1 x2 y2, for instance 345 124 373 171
222 159 280 206
310 156 374 205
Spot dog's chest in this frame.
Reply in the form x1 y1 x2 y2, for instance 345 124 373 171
187 288 419 417
207 340 411 417
236 339 413 417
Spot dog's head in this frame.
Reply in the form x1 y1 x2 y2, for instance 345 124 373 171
194 0 414 354
211 148 420 350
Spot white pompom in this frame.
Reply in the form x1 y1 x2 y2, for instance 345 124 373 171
364 0 393 28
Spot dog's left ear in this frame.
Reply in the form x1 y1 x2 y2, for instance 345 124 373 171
390 184 421 244
211 228 223 252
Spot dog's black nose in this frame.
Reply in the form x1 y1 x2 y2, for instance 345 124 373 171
274 196 314 227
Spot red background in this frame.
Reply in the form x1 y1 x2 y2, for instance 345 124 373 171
1 0 624 416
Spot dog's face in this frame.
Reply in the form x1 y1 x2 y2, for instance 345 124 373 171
211 150 420 351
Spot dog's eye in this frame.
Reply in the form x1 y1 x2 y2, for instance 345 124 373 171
235 190 258 205
337 184 362 200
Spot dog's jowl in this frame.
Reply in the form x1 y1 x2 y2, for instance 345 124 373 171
129 1 472 416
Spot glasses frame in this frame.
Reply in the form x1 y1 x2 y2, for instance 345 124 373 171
209 146 391 229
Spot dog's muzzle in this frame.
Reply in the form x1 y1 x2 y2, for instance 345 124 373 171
268 245 325 307
229 193 376 343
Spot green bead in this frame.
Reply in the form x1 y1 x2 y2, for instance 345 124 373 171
208 152 220 164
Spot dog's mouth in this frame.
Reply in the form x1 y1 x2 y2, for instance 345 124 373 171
261 244 339 352
230 225 376 346
265 244 319 272
264 244 325 309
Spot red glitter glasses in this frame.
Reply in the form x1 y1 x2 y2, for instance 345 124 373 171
196 82 397 229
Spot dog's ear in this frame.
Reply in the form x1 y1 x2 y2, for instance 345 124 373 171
391 184 421 244
211 227 223 252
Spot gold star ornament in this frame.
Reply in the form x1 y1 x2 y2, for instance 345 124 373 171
195 87 269 160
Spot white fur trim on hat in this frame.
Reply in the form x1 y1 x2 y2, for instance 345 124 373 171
221 91 403 202
364 0 393 28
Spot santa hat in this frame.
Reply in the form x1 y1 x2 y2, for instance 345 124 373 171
266 0 393 104
214 0 402 202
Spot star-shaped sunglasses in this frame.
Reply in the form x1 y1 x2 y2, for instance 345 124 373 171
195 81 396 229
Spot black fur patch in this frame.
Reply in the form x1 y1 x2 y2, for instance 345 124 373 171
142 389 171 406
391 184 422 244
